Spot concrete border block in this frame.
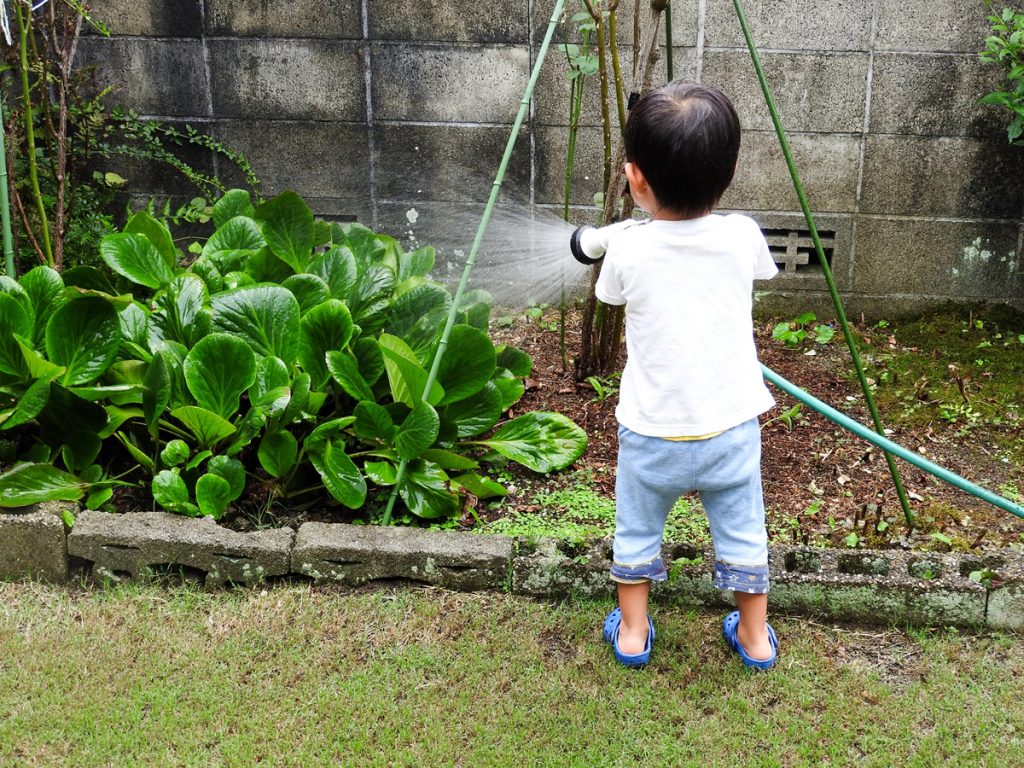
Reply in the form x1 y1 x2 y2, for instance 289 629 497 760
510 537 615 599
292 522 513 590
0 502 70 584
67 510 293 587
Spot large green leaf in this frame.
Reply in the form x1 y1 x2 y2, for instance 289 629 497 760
45 297 121 386
118 302 150 351
36 384 108 445
309 440 367 509
171 406 237 448
399 460 459 519
353 400 396 444
379 333 443 407
467 412 587 473
143 351 171 435
151 274 211 348
0 294 31 376
152 470 197 516
384 284 450 359
282 274 331 316
249 355 291 416
202 216 265 272
453 472 507 499
492 369 526 411
496 345 533 377
310 245 357 300
300 299 355 388
212 286 300 362
443 381 502 438
352 337 385 385
212 189 256 228
196 473 233 519
255 191 314 273
305 416 357 451
398 246 435 282
208 455 246 499
0 463 86 507
258 429 298 477
184 333 257 419
0 376 54 431
19 266 65 348
347 262 395 332
100 232 175 289
435 324 496 405
395 401 439 460
124 210 177 270
326 350 374 402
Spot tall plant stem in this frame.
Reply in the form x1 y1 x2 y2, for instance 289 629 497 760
732 0 914 528
381 0 569 525
584 0 614 189
15 0 53 267
0 98 14 277
607 2 627 134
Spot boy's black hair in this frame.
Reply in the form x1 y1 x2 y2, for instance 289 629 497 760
624 81 741 218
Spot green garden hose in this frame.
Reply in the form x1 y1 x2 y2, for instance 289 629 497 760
382 0 569 524
761 364 1024 520
731 0 916 527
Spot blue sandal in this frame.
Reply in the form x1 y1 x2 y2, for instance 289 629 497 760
722 610 778 671
603 607 655 668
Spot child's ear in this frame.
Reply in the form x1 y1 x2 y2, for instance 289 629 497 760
624 162 648 193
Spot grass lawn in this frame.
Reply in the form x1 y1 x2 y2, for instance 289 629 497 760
2 580 1022 767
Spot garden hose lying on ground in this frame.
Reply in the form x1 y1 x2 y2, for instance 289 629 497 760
761 365 1024 519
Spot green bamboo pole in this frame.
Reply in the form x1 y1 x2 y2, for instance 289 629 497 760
762 364 1024 520
382 0 568 525
14 0 53 268
0 96 14 277
732 0 915 527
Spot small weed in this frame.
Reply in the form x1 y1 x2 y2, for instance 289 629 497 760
762 403 804 431
773 312 835 349
969 568 997 588
585 373 620 403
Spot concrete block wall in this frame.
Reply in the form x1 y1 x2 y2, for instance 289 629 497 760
83 0 1024 314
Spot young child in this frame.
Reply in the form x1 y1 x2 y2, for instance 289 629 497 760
595 81 780 670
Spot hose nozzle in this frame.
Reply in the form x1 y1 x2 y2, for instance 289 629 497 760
569 219 641 265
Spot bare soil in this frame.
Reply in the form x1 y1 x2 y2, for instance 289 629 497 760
487 306 1024 555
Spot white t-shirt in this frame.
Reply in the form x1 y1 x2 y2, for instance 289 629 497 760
594 213 778 437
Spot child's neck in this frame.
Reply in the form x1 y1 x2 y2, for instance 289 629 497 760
650 207 712 222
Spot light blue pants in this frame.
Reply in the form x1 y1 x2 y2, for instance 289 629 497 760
611 418 770 593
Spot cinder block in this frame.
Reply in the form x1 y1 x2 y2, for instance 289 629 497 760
205 0 361 38
703 51 869 134
89 0 203 37
77 38 210 117
0 503 69 584
369 0 529 43
870 54 1007 138
532 0 699 47
861 136 1024 218
988 584 1024 632
703 0 873 51
534 125 606 208
511 537 615 599
67 510 293 587
208 40 365 121
852 218 1023 300
721 131 861 213
372 43 529 123
875 0 994 53
292 523 513 590
214 120 370 201
373 123 530 203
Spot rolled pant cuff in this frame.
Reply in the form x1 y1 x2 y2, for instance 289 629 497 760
713 561 770 593
610 557 668 584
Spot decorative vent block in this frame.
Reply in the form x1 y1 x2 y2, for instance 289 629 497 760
764 228 835 275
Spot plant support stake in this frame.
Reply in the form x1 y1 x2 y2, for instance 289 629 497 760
0 95 14 277
732 0 915 527
382 0 568 525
